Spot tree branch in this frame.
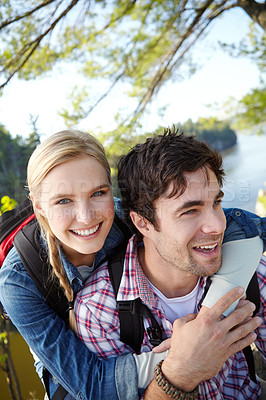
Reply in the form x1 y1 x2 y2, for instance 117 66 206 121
132 0 216 117
0 0 57 31
0 0 80 90
237 0 266 30
86 71 125 114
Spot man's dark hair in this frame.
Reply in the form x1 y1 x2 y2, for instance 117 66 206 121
117 127 224 235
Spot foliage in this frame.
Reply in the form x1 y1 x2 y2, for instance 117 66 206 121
225 85 266 133
0 0 265 132
101 117 237 195
0 124 40 201
0 195 17 215
0 317 23 400
220 23 266 132
0 198 22 400
220 22 266 74
234 86 266 132
177 117 237 151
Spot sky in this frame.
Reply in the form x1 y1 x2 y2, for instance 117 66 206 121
0 6 262 140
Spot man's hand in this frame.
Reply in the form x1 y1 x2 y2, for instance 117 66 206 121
144 287 261 398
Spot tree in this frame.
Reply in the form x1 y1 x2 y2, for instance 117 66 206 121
178 117 237 150
0 0 265 130
0 125 40 201
0 196 22 400
221 22 266 131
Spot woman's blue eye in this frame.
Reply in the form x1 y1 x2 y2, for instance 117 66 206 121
57 198 70 204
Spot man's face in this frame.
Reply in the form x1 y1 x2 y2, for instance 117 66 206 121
146 167 226 278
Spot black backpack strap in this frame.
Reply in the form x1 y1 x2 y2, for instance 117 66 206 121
108 242 163 353
118 298 162 351
13 220 69 322
107 241 144 353
246 272 260 316
242 272 260 384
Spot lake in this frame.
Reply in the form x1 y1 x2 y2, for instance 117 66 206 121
221 133 266 213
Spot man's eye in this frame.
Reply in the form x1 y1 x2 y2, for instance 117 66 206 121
57 198 70 205
92 190 105 197
214 199 222 206
183 209 196 215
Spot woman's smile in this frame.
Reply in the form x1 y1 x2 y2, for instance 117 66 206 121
70 223 101 237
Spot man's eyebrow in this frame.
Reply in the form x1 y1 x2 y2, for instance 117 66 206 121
49 184 110 201
174 189 224 214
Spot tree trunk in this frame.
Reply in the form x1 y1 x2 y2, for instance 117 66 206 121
238 0 266 31
5 321 23 400
0 319 22 400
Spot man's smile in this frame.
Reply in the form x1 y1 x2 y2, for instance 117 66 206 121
193 243 218 253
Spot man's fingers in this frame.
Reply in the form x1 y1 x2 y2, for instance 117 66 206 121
222 301 256 331
173 313 197 328
200 287 245 320
227 316 262 356
153 338 171 353
153 314 197 353
229 331 258 356
230 316 261 340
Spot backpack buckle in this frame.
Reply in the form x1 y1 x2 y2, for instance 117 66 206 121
117 301 133 312
147 327 162 347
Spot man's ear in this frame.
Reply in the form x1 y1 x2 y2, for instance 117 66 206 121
30 194 46 217
130 211 151 236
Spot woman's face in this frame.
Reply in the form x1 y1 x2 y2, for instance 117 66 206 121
34 156 114 266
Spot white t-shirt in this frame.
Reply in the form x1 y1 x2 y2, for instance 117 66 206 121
148 279 200 324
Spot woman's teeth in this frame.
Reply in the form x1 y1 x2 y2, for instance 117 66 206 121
72 224 100 236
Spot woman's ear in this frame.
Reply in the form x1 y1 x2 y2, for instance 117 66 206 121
30 193 46 217
130 211 150 236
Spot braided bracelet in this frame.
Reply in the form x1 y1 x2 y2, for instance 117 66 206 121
153 360 199 399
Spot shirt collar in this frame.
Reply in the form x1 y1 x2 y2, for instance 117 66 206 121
117 236 158 308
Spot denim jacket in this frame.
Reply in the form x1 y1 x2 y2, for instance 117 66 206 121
223 208 266 250
0 203 265 400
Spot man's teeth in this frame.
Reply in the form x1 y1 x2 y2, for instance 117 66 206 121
196 244 217 251
72 225 99 236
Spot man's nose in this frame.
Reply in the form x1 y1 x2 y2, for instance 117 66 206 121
201 209 226 235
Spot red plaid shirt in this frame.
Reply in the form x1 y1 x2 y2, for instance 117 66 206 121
75 236 266 399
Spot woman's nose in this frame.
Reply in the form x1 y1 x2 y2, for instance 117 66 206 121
75 202 95 224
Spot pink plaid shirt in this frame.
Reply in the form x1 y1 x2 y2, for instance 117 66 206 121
75 236 266 399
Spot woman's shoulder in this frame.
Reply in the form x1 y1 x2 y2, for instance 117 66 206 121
1 246 25 271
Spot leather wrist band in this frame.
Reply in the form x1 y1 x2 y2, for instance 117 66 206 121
153 360 199 399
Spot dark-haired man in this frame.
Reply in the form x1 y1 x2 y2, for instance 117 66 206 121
76 129 265 399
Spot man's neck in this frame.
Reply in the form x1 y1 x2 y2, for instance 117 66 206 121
137 244 199 298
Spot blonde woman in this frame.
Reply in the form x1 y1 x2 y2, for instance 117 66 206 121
0 129 264 400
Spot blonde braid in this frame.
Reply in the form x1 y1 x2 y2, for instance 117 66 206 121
46 231 77 333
